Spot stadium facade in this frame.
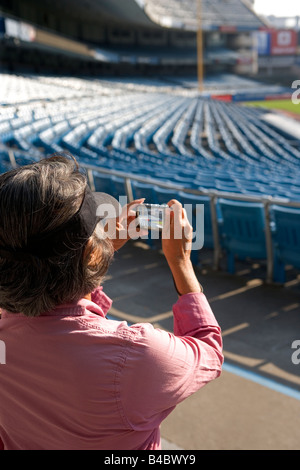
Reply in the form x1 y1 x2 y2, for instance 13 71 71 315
0 0 267 76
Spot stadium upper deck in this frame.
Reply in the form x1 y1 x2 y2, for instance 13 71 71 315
0 0 266 75
1 0 264 31
144 0 264 31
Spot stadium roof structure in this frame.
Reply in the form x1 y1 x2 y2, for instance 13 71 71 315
30 0 265 31
36 0 155 27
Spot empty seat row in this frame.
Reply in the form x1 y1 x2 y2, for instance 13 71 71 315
1 73 300 200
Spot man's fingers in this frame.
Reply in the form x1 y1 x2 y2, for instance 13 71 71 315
118 198 145 223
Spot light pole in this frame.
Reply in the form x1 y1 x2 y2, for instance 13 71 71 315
197 0 204 93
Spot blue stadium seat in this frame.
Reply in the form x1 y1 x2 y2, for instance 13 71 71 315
215 181 241 193
131 181 157 202
178 191 214 265
178 191 214 248
218 198 267 273
153 186 181 205
111 176 127 199
92 171 115 194
271 205 300 283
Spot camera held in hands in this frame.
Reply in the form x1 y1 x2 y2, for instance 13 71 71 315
136 203 168 231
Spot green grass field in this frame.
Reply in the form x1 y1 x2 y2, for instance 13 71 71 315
244 99 300 115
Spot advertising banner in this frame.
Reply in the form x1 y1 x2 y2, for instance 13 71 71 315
211 94 232 102
255 30 271 55
270 29 297 55
255 29 297 56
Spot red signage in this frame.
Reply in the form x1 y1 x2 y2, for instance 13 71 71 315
211 94 232 102
219 25 236 33
270 30 297 55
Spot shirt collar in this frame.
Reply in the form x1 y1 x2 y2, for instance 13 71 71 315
0 286 112 319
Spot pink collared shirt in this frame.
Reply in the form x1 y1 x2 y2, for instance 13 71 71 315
0 286 223 450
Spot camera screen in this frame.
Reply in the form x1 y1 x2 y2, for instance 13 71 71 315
136 204 167 231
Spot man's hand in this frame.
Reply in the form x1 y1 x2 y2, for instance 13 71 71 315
162 200 193 264
104 198 146 251
162 200 202 295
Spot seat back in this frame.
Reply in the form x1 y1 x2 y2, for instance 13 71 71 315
272 205 300 282
218 198 266 271
178 191 214 249
92 171 114 194
111 176 127 200
154 186 182 205
130 181 157 202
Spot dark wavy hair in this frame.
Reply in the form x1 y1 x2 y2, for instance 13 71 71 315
0 154 114 316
